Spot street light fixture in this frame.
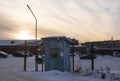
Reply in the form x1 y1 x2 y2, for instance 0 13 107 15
27 4 38 71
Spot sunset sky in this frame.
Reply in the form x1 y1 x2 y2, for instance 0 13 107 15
0 0 120 42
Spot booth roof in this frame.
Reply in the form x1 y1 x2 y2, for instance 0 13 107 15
42 36 73 44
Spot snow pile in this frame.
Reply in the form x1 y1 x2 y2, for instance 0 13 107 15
23 70 106 81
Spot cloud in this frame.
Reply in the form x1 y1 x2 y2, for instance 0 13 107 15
37 27 67 37
20 0 120 41
0 0 120 41
0 14 18 39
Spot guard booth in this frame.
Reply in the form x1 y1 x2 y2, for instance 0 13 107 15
42 36 72 71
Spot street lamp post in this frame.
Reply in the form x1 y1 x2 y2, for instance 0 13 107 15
27 4 38 71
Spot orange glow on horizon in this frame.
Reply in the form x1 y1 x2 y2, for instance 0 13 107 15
15 31 34 40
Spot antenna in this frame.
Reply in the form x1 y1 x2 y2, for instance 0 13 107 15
111 36 113 41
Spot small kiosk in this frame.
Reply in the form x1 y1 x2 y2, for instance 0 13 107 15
42 36 72 71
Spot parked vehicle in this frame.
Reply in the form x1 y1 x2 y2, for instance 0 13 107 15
13 50 33 57
80 54 96 60
36 55 45 64
27 51 33 56
0 51 8 58
115 54 120 57
37 58 43 64
13 50 28 57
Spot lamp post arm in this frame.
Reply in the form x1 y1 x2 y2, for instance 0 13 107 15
27 4 37 21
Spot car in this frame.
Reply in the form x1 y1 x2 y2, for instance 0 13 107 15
80 54 96 60
13 50 34 57
37 58 43 64
27 51 33 56
115 54 120 57
13 51 24 57
0 51 8 58
13 50 29 57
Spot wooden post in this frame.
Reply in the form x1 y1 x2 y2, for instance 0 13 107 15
42 50 44 72
91 42 94 71
24 40 27 71
35 46 38 71
72 44 74 71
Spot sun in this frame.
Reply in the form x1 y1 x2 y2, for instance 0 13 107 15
16 31 34 40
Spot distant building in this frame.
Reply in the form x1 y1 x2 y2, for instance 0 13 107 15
0 40 41 54
82 40 120 55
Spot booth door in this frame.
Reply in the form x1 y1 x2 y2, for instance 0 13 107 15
50 49 60 70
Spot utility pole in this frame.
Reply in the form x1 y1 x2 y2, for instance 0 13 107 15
27 4 38 71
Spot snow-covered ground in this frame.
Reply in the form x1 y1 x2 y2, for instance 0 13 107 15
0 55 46 81
0 54 120 81
23 54 120 81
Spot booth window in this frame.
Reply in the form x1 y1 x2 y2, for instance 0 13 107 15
51 51 58 58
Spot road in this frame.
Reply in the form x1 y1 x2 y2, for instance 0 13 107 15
0 55 46 81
